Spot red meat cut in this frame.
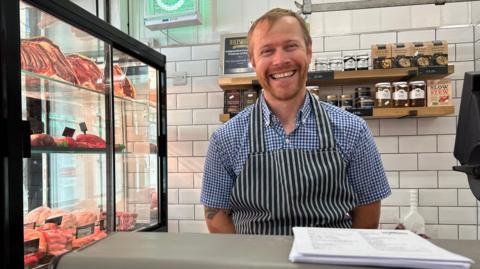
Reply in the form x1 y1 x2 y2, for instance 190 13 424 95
21 37 79 85
66 54 104 92
30 134 56 147
75 134 106 148
113 64 136 98
54 136 77 148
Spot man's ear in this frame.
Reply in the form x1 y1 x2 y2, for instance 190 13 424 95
306 44 312 65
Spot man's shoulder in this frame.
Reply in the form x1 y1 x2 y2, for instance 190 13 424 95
319 101 368 132
211 105 253 145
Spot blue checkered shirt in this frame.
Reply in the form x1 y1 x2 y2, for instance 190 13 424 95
201 92 391 209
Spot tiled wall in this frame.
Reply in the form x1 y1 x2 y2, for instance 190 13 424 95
164 2 480 239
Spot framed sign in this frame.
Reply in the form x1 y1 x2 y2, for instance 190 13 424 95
220 33 255 76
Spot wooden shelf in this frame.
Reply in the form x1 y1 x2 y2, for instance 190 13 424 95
219 106 454 123
218 65 454 90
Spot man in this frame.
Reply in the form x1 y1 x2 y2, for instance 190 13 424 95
200 8 391 235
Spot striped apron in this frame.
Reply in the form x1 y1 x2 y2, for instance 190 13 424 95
230 92 358 235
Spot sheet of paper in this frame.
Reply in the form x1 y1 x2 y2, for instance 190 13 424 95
289 227 473 269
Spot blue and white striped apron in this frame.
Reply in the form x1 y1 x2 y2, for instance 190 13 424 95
230 92 357 235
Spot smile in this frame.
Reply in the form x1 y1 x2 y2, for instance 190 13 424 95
270 70 296 80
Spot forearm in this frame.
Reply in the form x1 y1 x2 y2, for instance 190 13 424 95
204 206 236 233
351 200 381 229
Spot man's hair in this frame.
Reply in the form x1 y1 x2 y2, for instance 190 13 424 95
247 8 312 59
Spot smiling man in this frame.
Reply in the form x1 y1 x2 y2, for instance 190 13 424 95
200 8 391 235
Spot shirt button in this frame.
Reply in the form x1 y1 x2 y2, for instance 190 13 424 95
285 138 290 144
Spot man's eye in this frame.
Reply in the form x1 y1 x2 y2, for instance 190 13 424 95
287 44 298 49
260 49 273 55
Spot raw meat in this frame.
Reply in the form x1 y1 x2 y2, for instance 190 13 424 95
41 228 73 256
24 228 47 254
30 134 56 147
25 206 52 225
74 134 106 148
116 212 138 231
53 136 77 148
113 64 136 98
66 54 104 92
50 209 77 229
72 210 97 227
21 37 79 85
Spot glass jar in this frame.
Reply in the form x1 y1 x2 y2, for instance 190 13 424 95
356 53 369 70
343 54 356 71
409 81 426 107
326 95 339 106
375 82 392 107
315 58 328 71
357 96 375 108
355 87 372 108
392 81 409 107
329 57 344 71
340 94 353 109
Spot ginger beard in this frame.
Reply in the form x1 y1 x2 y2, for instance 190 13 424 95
249 17 311 103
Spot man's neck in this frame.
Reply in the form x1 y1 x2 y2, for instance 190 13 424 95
264 90 307 135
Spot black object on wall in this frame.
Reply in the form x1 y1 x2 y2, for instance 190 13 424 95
453 71 480 201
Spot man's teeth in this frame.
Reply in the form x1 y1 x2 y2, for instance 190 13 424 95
271 71 295 79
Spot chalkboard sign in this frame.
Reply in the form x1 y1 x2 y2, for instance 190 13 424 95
220 33 254 76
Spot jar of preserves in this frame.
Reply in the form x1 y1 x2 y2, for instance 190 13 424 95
355 87 372 108
375 82 392 107
340 94 353 109
358 97 375 108
326 95 339 107
356 53 369 70
409 81 426 107
343 54 356 71
315 58 328 71
329 57 344 71
392 81 409 107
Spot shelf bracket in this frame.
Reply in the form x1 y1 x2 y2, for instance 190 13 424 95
399 110 418 119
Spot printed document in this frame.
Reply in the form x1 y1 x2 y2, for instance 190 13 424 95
289 227 473 269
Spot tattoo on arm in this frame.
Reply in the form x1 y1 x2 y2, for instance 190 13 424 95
205 206 232 220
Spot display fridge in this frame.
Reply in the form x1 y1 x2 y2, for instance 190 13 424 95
0 1 167 268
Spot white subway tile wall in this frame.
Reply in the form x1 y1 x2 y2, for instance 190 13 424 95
164 7 478 237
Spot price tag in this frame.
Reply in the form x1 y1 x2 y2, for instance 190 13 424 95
418 65 448 76
346 107 373 117
24 238 39 255
24 222 35 230
62 127 75 137
76 223 95 239
308 70 334 81
45 215 63 226
99 219 105 231
79 122 88 134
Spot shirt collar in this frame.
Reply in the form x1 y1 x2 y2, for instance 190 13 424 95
260 91 313 127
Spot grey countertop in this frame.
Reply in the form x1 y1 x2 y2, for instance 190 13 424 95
55 232 480 269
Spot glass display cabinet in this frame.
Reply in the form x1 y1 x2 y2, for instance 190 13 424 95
0 1 167 268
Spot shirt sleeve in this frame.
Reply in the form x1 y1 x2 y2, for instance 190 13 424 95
346 122 391 205
200 132 236 209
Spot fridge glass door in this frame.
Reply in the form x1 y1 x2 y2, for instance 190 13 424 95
112 47 159 231
21 1 110 267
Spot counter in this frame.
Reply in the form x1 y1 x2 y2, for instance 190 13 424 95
54 232 479 269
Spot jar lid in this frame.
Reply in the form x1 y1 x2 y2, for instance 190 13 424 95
356 53 369 57
392 81 408 86
340 94 352 99
326 95 338 100
315 57 328 62
355 87 371 91
343 54 355 58
409 80 426 85
375 82 391 87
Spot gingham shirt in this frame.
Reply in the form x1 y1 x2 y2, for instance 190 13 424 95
201 92 391 209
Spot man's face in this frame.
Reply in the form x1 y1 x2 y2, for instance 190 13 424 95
249 16 312 102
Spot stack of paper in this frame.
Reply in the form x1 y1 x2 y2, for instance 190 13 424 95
289 227 474 269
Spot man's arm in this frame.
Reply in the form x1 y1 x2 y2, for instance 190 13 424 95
204 206 236 233
350 200 381 229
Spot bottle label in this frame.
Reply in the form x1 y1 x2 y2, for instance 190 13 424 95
393 90 408 100
409 88 425 99
376 89 391 99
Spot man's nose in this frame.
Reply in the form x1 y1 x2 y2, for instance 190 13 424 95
272 49 290 66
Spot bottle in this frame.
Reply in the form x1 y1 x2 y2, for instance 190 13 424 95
402 189 426 235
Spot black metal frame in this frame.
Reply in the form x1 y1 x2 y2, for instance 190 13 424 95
1 1 168 267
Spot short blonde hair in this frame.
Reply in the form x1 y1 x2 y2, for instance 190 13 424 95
247 8 312 59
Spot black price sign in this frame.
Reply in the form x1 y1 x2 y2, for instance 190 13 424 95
79 122 88 134
76 223 95 239
418 65 448 76
62 127 75 137
222 34 254 75
308 71 334 81
24 222 35 230
24 238 39 255
45 215 63 226
346 107 373 117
